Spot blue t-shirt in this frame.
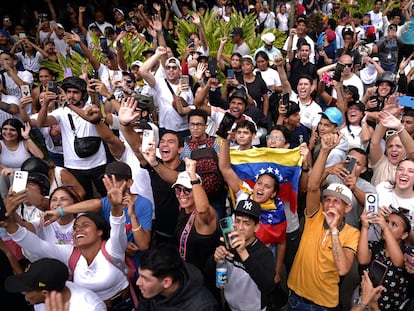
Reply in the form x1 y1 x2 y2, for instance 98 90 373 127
100 195 153 273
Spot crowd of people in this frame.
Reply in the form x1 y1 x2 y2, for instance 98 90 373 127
1 0 414 310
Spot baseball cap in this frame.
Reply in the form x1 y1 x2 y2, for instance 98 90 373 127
171 171 201 189
113 8 124 16
322 183 352 205
133 93 154 113
229 89 248 105
347 100 365 112
104 161 132 180
230 27 243 37
234 199 261 221
241 55 255 66
165 57 182 70
28 172 50 196
5 258 68 293
325 29 336 43
285 102 300 117
261 32 275 45
319 107 343 126
56 23 64 29
131 60 143 68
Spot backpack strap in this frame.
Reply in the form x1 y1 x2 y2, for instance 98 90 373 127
68 247 81 275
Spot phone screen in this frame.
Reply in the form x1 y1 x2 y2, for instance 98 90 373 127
47 81 58 95
208 57 217 77
99 37 108 53
180 75 190 91
333 63 345 82
219 216 235 250
20 85 31 98
368 260 388 287
282 93 290 108
227 69 234 79
216 112 236 139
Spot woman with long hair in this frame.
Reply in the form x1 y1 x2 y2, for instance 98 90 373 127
1 175 134 310
0 118 44 176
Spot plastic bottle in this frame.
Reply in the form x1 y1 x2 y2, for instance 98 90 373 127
216 259 227 288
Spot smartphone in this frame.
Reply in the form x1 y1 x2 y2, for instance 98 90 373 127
47 81 59 95
281 93 290 109
64 67 73 78
227 69 234 79
365 193 378 215
20 85 31 98
219 216 235 250
187 38 195 47
180 75 189 91
141 129 154 152
333 63 345 82
263 0 268 5
397 96 414 108
0 196 5 221
12 171 29 193
368 260 388 287
91 69 99 80
343 155 357 174
208 57 217 77
99 37 109 54
113 70 122 82
19 33 26 39
216 112 236 139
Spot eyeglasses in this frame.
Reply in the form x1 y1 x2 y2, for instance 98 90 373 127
166 66 178 70
124 79 132 83
343 63 353 67
189 122 205 128
174 186 192 195
266 135 284 141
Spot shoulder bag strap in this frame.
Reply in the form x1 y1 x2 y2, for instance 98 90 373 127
164 79 176 95
67 113 76 136
178 210 197 261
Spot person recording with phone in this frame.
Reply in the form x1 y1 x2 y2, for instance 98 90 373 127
213 199 275 311
357 201 411 310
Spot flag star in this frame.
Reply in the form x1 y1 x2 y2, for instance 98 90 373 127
274 168 279 175
267 166 273 173
259 167 266 174
255 174 259 180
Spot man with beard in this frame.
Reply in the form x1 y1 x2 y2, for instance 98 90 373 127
37 77 107 199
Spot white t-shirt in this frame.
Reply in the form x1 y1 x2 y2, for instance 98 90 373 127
50 104 107 169
34 281 106 311
152 77 194 131
289 92 322 130
15 51 44 73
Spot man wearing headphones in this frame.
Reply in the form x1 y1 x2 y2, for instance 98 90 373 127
37 77 107 199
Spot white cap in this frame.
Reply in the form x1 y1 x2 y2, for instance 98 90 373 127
261 32 275 45
323 183 352 205
131 60 143 68
171 172 201 189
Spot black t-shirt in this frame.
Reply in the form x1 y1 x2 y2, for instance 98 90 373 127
238 74 269 112
144 160 185 237
288 58 317 92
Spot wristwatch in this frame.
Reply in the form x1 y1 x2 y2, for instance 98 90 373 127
355 297 368 310
190 179 201 185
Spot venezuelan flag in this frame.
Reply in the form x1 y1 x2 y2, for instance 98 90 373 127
230 147 303 214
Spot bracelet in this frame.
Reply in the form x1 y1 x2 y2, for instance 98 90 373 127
302 166 310 172
330 230 339 236
58 206 65 217
23 136 31 140
132 225 142 232
396 126 405 134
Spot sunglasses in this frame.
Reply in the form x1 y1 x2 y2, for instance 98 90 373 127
174 186 192 195
166 66 178 70
343 63 353 68
385 130 398 139
124 79 133 83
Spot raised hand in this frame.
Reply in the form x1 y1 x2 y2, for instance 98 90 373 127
118 97 141 125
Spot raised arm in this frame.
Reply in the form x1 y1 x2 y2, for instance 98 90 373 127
140 46 167 88
274 56 292 94
218 136 243 195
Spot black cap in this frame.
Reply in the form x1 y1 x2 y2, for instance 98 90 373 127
285 102 300 117
230 27 243 37
347 100 365 112
133 93 154 113
229 90 247 105
235 199 261 221
5 258 68 293
104 161 132 180
344 85 359 102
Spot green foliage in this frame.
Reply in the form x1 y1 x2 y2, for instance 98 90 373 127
175 8 287 59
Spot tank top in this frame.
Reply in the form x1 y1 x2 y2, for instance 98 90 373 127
0 140 32 171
